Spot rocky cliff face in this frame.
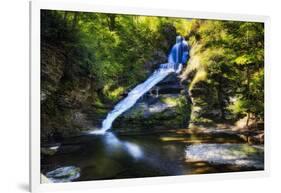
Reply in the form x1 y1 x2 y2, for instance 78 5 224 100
112 73 191 133
41 43 65 101
180 44 224 124
189 81 222 123
40 43 109 141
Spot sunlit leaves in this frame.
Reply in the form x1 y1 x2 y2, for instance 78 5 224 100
184 19 264 121
235 54 253 66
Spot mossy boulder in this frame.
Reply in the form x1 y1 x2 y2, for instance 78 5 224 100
111 73 191 133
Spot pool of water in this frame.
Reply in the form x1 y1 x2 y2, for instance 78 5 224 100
41 130 264 183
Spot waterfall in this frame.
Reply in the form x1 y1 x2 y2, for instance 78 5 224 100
90 36 189 134
90 64 176 134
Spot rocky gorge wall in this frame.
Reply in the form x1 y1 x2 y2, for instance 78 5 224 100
41 43 108 142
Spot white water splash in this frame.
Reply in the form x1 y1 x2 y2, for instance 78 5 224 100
90 64 176 134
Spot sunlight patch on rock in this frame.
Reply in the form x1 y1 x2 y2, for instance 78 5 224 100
185 144 264 169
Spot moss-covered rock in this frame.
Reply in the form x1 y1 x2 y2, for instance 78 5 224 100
112 73 191 133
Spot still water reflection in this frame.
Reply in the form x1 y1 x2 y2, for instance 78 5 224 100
103 132 143 159
41 131 264 183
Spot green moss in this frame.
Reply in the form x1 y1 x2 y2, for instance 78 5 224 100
160 97 178 106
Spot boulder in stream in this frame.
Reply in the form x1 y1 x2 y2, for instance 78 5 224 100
45 166 80 183
185 144 264 169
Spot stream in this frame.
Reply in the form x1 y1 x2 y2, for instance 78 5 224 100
41 129 264 183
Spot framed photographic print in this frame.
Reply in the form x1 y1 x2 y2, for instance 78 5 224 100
30 0 269 192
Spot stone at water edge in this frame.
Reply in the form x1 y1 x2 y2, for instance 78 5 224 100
46 166 80 183
41 174 52 183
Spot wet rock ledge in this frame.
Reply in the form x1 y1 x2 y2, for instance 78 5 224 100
113 73 191 134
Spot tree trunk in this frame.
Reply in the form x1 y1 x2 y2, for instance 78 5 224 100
217 77 225 120
107 14 116 31
63 12 68 22
245 66 251 129
246 112 250 129
72 12 79 30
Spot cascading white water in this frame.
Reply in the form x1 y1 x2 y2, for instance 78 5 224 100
90 36 189 134
90 63 177 134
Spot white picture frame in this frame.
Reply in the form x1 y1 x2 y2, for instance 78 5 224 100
30 0 270 192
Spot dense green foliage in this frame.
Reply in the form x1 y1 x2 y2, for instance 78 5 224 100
41 10 264 140
41 10 190 103
183 20 264 125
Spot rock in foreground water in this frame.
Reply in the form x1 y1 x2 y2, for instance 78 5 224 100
185 144 264 169
46 166 80 183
